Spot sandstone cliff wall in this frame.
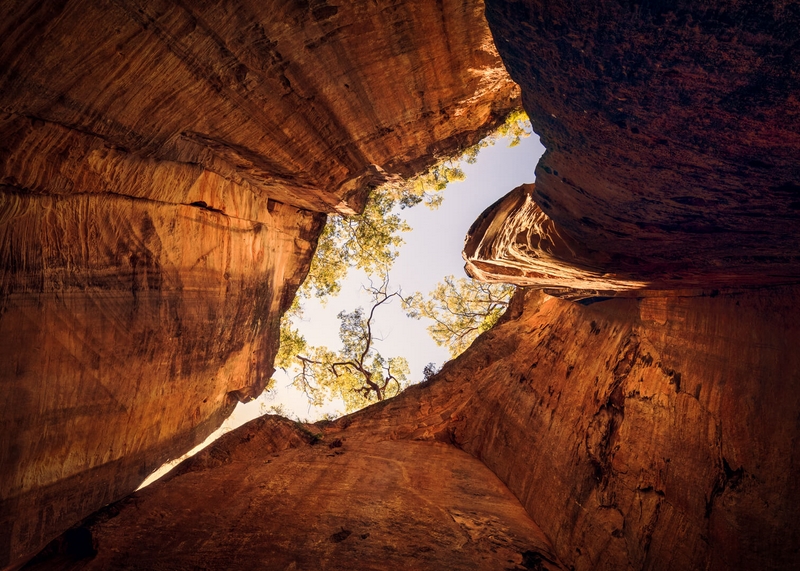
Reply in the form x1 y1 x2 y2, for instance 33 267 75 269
32 288 800 570
332 287 800 570
24 416 563 571
477 0 800 293
448 2 800 566
0 1 520 567
5 0 800 569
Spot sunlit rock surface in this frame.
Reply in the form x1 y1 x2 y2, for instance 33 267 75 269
4 0 800 569
337 288 800 571
464 183 649 295
473 0 800 293
26 416 563 571
33 289 800 570
0 0 520 567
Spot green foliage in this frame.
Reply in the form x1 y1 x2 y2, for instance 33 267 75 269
455 108 533 168
260 402 288 417
275 322 307 373
405 276 515 358
300 108 532 300
294 421 324 444
496 108 533 147
386 162 466 210
276 108 531 411
422 362 440 381
302 191 409 299
291 284 410 412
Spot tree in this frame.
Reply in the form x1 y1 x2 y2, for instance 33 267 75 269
405 276 515 358
495 108 533 147
300 109 532 300
290 279 410 412
276 108 531 410
302 190 409 299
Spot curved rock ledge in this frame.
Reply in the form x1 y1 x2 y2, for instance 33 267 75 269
478 0 800 292
464 184 649 295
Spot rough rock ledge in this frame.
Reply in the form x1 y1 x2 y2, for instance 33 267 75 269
3 0 800 570
0 0 519 567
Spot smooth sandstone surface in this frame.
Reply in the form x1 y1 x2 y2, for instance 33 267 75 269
3 0 800 569
0 1 520 567
26 416 563 571
336 287 800 571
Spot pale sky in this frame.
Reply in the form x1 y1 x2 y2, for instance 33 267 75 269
140 127 545 487
238 129 545 422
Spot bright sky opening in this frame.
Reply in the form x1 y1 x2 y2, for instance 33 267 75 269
139 126 545 488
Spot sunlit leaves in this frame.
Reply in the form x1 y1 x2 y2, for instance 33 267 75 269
405 276 515 358
302 190 409 299
277 108 531 412
291 284 410 413
496 108 533 147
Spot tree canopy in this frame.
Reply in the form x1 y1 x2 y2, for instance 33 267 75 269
404 276 515 358
275 109 531 412
289 279 410 412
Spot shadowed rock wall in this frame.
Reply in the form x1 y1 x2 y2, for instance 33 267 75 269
451 2 800 567
475 0 800 293
0 1 520 567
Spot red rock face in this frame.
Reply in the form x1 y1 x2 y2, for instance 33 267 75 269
0 1 520 567
333 288 800 570
454 2 800 567
464 183 651 295
480 0 800 292
5 0 800 569
31 289 800 570
25 416 563 571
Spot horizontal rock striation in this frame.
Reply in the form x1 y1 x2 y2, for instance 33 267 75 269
335 288 800 570
6 0 800 569
0 0 521 567
476 0 800 293
1 0 519 214
35 288 800 570
454 3 800 568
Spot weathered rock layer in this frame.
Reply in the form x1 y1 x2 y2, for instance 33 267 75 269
36 288 800 570
0 1 520 567
4 0 800 569
475 0 800 292
26 416 562 571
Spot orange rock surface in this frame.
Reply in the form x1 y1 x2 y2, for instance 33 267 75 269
26 416 563 571
31 288 800 570
3 0 800 569
0 1 519 567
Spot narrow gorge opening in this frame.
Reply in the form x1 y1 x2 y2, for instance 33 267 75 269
139 112 544 488
4 1 798 569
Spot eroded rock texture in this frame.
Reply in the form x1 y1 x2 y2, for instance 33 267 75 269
321 288 800 571
456 3 800 567
26 416 562 571
5 0 800 569
0 1 520 567
464 183 650 294
35 289 800 570
475 0 800 293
